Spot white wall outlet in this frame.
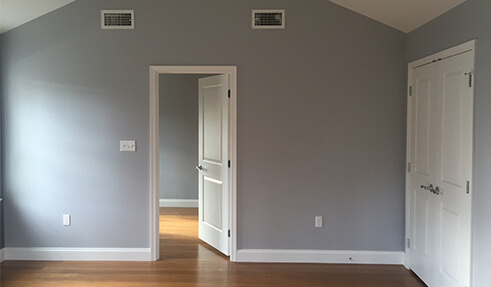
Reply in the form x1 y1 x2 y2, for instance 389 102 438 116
315 216 323 227
120 140 136 152
63 214 71 226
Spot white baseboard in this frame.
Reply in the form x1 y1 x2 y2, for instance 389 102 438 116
236 249 405 265
159 199 198 208
4 248 151 261
1 247 404 264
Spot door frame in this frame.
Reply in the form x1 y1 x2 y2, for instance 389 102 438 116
405 40 476 269
149 65 238 261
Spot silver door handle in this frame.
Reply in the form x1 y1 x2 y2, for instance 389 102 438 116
420 184 443 195
430 186 443 196
196 165 203 171
420 184 434 191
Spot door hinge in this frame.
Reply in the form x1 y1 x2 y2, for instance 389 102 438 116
228 160 231 168
409 86 412 96
407 238 411 248
228 90 231 98
466 180 470 194
465 72 473 88
407 162 411 173
228 229 231 237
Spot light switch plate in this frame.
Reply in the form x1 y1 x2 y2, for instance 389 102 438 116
63 214 71 226
120 140 136 152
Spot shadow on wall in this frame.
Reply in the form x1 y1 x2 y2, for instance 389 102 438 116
159 74 216 202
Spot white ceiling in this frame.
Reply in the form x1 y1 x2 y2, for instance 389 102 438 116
0 0 76 34
0 0 466 34
328 0 466 33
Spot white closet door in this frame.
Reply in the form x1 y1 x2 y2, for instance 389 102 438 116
408 45 474 287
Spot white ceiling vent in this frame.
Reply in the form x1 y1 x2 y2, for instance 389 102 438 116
101 10 134 29
252 10 285 29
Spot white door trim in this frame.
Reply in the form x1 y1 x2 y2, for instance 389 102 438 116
149 65 237 262
405 39 476 274
408 40 475 69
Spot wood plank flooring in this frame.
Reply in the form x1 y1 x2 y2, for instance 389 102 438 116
0 207 426 287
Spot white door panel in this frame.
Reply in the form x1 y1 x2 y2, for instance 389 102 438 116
198 74 230 256
433 51 473 287
414 76 433 177
414 190 429 255
203 87 223 163
203 177 223 230
410 62 438 287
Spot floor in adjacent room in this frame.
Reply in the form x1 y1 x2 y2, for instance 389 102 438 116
0 207 426 286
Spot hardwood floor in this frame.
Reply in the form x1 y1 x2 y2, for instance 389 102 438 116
0 207 426 287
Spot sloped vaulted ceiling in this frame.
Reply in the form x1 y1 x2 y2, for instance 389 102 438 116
328 0 467 33
0 0 76 34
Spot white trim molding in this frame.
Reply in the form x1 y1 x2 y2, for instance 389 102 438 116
150 66 238 262
159 199 198 208
4 248 151 261
0 248 5 263
236 249 405 265
409 40 476 69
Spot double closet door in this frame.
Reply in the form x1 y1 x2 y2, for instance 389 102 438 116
408 42 474 287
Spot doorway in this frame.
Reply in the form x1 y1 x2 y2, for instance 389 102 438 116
405 40 475 287
149 66 238 262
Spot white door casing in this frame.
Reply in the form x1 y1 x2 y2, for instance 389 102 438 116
198 74 230 256
406 40 474 287
149 66 237 262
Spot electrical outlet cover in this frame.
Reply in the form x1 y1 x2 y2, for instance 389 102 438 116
120 140 136 152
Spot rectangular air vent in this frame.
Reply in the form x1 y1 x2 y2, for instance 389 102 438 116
101 10 134 29
252 10 285 29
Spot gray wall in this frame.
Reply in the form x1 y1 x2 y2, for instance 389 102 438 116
0 0 406 251
407 0 491 285
159 74 207 200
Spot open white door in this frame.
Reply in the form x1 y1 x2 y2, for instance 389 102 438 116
407 41 474 287
197 74 230 256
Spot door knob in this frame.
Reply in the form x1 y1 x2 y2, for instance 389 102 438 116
196 165 203 171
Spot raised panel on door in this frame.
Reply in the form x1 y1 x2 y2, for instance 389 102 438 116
414 191 429 256
439 205 464 287
434 51 473 287
412 188 431 278
440 71 464 187
414 78 432 177
203 87 223 163
203 176 223 230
